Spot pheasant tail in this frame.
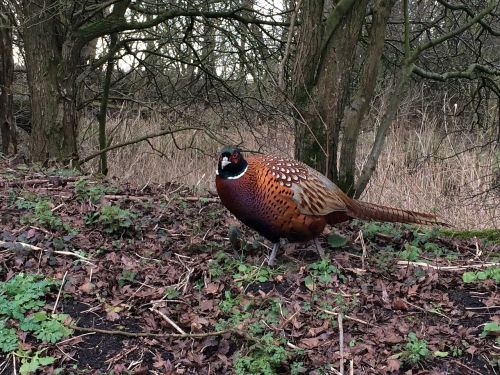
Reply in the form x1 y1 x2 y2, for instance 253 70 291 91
346 200 446 226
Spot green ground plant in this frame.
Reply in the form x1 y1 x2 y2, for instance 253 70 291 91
462 268 500 284
85 204 136 234
0 273 73 355
75 178 117 204
305 259 345 291
17 198 73 233
398 332 430 364
480 322 500 345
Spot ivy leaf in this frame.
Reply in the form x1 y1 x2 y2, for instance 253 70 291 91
462 272 476 283
327 233 347 248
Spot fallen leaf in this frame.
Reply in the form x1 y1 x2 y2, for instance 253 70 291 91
299 337 321 349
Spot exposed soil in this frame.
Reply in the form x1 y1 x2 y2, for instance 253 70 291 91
0 160 498 374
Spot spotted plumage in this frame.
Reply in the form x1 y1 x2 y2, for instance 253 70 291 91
216 147 445 265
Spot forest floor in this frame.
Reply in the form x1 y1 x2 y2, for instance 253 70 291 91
0 159 499 375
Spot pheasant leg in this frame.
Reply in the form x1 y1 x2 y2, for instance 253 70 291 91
268 242 280 266
314 238 325 258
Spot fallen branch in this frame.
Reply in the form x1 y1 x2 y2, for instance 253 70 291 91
150 307 186 335
0 240 94 265
317 308 377 327
181 196 219 203
402 299 451 322
338 313 344 375
79 126 204 165
397 260 500 271
71 325 229 339
1 176 80 187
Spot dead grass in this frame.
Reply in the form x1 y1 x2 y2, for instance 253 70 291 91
79 102 498 230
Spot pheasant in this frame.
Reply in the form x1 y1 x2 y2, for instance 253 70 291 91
215 146 445 265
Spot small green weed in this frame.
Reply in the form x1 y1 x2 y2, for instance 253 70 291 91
164 287 180 299
16 348 55 375
0 273 73 354
480 321 500 345
20 199 73 233
399 244 421 261
234 333 288 375
374 249 396 273
90 205 136 234
462 267 500 284
118 269 137 287
305 259 345 290
75 178 117 204
361 221 401 240
13 193 38 209
209 252 234 279
400 332 430 364
233 262 282 287
327 232 347 248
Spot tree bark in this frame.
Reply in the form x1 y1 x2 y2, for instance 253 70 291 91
0 7 15 155
316 0 368 180
292 0 325 166
22 0 79 163
337 0 396 196
97 33 118 176
292 0 368 179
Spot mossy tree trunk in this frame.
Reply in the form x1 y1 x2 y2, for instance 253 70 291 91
337 0 396 196
292 0 368 179
0 6 15 155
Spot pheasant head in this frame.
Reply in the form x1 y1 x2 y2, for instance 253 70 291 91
216 146 248 179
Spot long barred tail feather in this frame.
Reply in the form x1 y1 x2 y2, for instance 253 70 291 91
346 200 449 226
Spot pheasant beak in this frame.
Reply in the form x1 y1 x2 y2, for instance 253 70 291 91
221 156 231 169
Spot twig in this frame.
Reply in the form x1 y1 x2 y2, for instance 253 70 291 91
317 308 378 327
338 313 344 375
356 230 367 270
450 359 485 375
51 203 65 213
402 299 451 322
150 307 186 335
52 271 68 314
57 332 96 346
181 196 219 203
104 194 153 202
0 240 94 265
350 360 354 375
2 176 80 187
397 260 500 271
465 305 500 310
71 325 229 338
80 126 205 164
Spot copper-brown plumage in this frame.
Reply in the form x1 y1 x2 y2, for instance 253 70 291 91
216 147 445 264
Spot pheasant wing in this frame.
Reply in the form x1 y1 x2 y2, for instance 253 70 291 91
260 155 348 216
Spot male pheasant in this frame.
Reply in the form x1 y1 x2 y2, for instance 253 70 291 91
215 146 444 265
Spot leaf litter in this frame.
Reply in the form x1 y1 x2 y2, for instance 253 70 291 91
0 161 498 374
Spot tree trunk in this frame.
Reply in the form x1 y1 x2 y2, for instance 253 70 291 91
293 0 368 178
316 0 368 180
0 7 15 155
22 0 80 164
292 0 325 166
337 0 396 196
98 33 118 176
